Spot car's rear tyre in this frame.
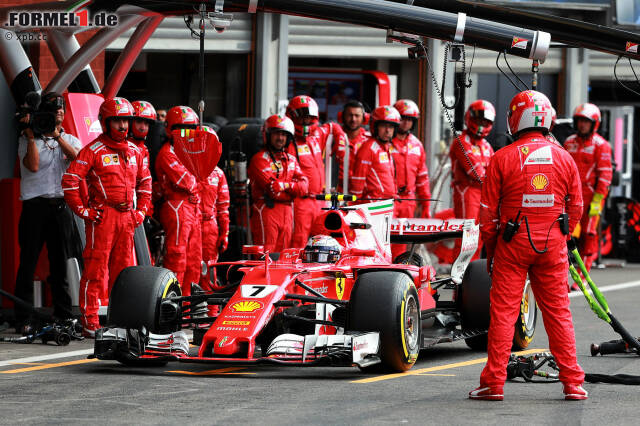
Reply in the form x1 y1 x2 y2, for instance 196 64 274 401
459 260 491 350
459 261 537 351
349 271 420 372
513 279 537 350
107 266 181 334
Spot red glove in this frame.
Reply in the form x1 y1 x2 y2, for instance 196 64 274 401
217 234 228 253
420 203 431 218
218 219 229 253
133 210 145 226
80 207 103 223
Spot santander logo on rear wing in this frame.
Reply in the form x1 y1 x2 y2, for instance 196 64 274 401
390 218 473 243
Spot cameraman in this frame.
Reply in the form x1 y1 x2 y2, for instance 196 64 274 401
14 92 81 333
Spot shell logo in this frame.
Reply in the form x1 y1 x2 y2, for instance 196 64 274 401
231 300 263 313
531 173 549 191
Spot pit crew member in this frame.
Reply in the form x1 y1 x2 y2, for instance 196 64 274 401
563 103 612 273
62 97 151 336
392 99 431 219
350 105 400 202
470 90 586 401
199 128 230 286
155 106 202 296
248 114 308 252
285 95 346 247
336 100 370 193
450 100 495 221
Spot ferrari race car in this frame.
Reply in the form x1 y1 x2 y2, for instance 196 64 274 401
94 195 537 372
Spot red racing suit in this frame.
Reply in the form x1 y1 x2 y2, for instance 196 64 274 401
155 143 202 295
288 129 324 248
390 133 432 258
450 130 494 220
563 133 612 270
478 132 584 388
391 133 431 218
200 167 230 264
335 127 370 193
350 137 396 202
62 135 152 328
248 148 309 252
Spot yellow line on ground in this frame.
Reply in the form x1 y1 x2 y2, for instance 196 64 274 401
0 358 98 374
415 373 456 377
166 366 254 376
351 348 546 384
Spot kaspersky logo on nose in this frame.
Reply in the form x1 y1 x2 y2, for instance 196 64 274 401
5 2 118 28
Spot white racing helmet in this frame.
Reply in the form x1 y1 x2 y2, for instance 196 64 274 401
303 235 342 263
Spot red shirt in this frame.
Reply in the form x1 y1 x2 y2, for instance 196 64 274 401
248 148 309 203
563 133 613 197
390 133 431 201
479 132 583 256
155 143 199 202
450 130 494 188
350 137 396 200
62 134 151 214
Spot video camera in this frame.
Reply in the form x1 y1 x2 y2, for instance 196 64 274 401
16 91 62 135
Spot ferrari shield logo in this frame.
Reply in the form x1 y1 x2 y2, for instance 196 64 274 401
335 274 346 300
520 146 529 155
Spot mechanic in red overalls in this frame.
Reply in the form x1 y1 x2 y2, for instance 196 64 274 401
336 100 370 193
392 99 431 218
285 95 347 247
198 128 230 288
450 100 495 259
62 97 151 336
389 99 432 259
155 106 202 296
563 103 612 273
350 106 399 202
130 100 156 170
450 100 495 220
470 90 586 401
249 114 309 252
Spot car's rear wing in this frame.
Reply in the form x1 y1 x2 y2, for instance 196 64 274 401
390 218 471 244
391 218 479 283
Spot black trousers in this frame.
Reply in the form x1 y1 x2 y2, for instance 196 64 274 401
14 197 74 322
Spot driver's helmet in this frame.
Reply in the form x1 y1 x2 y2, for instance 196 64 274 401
303 235 342 263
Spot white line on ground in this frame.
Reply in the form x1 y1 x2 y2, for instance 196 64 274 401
568 280 640 298
0 349 93 367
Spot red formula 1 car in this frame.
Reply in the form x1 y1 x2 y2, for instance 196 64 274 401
94 195 537 372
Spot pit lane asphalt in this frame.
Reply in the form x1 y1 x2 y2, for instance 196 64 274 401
1 264 640 425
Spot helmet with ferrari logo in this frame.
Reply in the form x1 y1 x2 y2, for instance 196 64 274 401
98 97 135 141
165 105 199 137
303 235 342 263
394 99 420 132
263 114 295 150
130 100 157 140
465 99 496 138
286 95 319 137
370 105 401 141
572 102 601 135
507 90 553 137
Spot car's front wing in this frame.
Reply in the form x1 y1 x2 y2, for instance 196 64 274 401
93 327 381 368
